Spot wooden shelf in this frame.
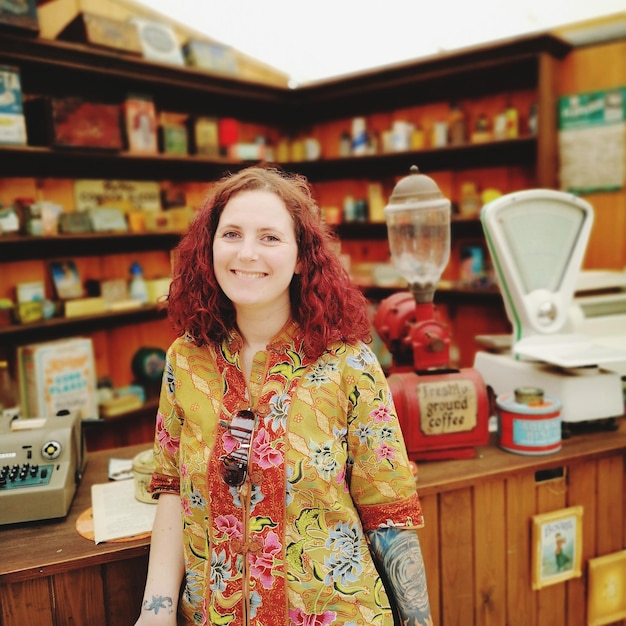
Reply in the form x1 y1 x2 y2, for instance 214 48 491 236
361 283 504 304
291 33 571 123
0 231 182 260
335 216 483 240
286 138 537 182
0 33 288 123
90 397 159 423
0 138 535 181
82 399 159 452
0 305 167 344
0 144 247 181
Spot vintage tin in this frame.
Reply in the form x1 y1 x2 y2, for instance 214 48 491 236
56 13 143 55
496 387 562 455
133 449 156 504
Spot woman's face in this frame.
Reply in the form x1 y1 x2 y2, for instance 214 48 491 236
213 190 300 317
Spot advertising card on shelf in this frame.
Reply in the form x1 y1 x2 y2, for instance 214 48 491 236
559 87 626 193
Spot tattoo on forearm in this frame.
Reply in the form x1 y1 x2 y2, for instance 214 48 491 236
143 595 174 616
369 528 432 626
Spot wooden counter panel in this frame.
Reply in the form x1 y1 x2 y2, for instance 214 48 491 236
567 461 596 626
54 567 107 625
104 557 150 623
440 488 473 625
474 480 506 624
505 472 536 624
0 578 54 625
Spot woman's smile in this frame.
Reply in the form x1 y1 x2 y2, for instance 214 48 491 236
231 270 268 279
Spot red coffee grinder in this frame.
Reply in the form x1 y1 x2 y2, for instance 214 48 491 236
373 166 489 460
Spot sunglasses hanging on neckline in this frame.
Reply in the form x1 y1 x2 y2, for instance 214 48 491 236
220 409 255 488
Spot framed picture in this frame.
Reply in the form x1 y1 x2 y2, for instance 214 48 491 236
587 550 626 626
531 505 583 590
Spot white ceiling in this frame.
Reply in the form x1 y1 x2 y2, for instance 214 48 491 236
138 0 625 86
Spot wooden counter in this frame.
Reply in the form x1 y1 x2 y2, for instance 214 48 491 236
416 417 626 626
1 422 625 625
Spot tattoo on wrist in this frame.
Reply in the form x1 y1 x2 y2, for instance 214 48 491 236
143 595 174 615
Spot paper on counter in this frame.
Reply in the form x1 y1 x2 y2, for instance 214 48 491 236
91 479 156 544
108 456 134 480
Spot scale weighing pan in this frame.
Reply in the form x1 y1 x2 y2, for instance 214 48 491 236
481 189 626 367
475 189 625 423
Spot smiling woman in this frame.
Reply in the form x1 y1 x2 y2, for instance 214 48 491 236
134 165 432 625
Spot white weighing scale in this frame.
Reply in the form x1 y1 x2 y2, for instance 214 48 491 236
473 189 625 424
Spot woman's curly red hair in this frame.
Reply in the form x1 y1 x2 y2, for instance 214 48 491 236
167 165 372 359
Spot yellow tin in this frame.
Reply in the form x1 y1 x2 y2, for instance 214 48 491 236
132 449 156 504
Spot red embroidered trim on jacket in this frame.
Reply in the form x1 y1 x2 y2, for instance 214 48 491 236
357 492 424 530
149 472 180 498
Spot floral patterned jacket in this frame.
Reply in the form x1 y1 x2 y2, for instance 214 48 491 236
150 320 423 625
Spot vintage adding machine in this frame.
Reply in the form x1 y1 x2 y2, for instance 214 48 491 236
473 189 626 428
0 411 86 525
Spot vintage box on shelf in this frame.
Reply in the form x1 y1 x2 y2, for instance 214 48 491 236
123 94 158 154
159 122 188 155
131 18 184 66
64 296 106 318
56 12 142 55
0 0 39 35
183 40 239 76
188 116 219 157
144 207 193 233
0 64 27 145
15 280 44 324
88 207 128 232
24 97 123 150
218 117 239 157
158 112 188 155
18 337 99 421
58 212 93 234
